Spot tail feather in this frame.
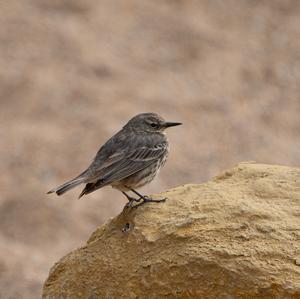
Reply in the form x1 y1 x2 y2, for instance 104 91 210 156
78 178 106 198
47 174 86 196
78 182 94 198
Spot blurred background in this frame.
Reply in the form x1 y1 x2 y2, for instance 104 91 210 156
1 0 300 298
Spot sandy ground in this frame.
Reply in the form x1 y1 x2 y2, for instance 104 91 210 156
1 0 300 298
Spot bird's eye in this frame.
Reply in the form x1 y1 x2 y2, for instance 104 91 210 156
150 123 158 128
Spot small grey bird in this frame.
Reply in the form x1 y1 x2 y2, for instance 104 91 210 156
47 113 182 207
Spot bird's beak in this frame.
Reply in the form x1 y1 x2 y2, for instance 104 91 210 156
164 121 182 128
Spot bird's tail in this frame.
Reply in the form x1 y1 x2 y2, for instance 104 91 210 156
47 171 87 196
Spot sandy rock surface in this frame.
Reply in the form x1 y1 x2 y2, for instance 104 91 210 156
43 163 300 299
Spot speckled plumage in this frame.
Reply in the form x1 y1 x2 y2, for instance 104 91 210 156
48 113 181 206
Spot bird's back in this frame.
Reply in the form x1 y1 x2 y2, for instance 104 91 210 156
78 128 168 195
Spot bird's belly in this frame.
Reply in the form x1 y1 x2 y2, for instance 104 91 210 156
112 157 167 191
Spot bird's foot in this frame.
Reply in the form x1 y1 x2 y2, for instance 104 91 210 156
143 195 167 203
132 196 167 208
123 190 166 209
124 196 142 209
129 196 142 202
122 192 142 209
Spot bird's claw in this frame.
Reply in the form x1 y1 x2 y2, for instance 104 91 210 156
131 197 167 209
124 200 136 209
143 196 166 203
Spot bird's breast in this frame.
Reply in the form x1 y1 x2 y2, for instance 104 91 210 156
114 153 168 190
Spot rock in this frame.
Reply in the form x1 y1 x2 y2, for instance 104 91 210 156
42 163 300 299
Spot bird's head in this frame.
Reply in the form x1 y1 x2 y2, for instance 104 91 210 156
124 113 182 133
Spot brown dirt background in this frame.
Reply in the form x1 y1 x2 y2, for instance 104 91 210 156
0 0 300 298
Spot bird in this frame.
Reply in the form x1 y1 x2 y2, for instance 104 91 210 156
47 113 182 208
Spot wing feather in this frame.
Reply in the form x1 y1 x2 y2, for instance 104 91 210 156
89 143 167 185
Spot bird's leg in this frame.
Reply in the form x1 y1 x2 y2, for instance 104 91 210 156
122 191 142 208
129 188 166 204
122 191 142 202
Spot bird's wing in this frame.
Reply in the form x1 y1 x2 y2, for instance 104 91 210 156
88 143 168 185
